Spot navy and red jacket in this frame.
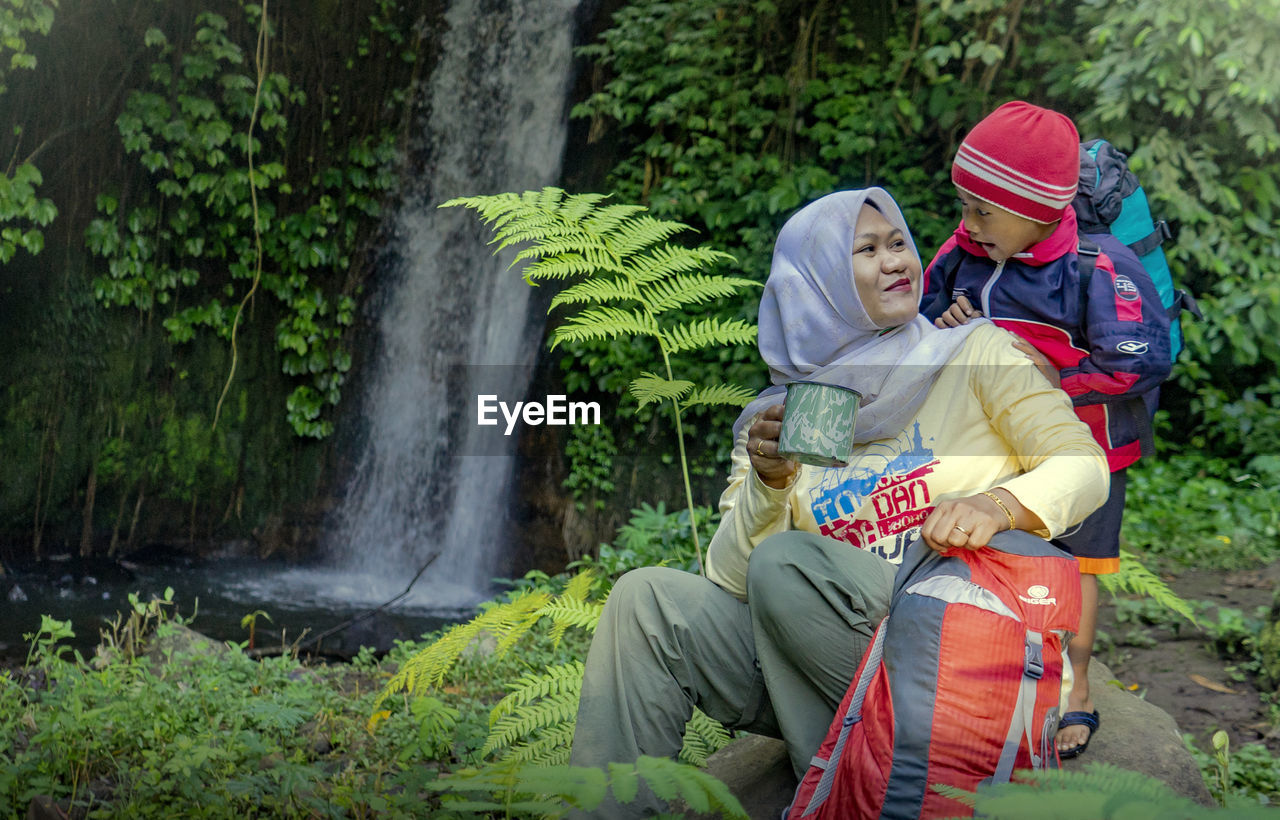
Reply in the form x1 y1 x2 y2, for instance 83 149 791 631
921 208 1171 472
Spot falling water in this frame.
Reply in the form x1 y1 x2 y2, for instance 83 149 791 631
283 0 581 610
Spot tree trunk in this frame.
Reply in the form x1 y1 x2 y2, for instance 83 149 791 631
80 459 99 556
126 480 146 552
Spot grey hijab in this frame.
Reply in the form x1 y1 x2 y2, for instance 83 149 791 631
733 188 986 443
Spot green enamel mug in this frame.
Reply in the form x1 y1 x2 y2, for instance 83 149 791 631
776 380 861 467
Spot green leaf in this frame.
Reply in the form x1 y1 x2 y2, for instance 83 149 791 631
629 372 695 409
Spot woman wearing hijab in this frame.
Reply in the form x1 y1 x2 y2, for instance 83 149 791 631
568 189 1109 818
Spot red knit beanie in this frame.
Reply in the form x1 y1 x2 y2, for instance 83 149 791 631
951 101 1080 224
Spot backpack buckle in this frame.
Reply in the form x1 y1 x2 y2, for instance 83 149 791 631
1076 238 1101 258
1024 642 1044 680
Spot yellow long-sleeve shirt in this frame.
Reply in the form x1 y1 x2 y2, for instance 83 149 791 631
707 323 1109 601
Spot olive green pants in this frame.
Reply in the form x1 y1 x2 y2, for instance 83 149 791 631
568 531 897 818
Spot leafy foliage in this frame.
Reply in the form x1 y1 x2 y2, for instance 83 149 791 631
85 6 401 438
573 0 1280 478
426 755 748 819
1186 733 1280 808
445 187 761 570
1098 551 1199 628
1122 453 1280 570
1070 0 1280 457
570 501 719 579
378 568 730 771
0 597 445 817
0 0 57 264
936 761 1278 818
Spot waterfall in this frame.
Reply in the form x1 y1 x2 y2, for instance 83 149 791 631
318 0 581 608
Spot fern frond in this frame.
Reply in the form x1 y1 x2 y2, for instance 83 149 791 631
682 383 759 409
661 317 757 355
641 274 762 313
500 720 577 766
539 599 604 645
678 709 731 767
489 661 585 727
425 758 607 814
950 761 1230 819
581 202 650 238
374 589 551 709
633 756 749 819
550 307 662 348
1099 550 1200 627
549 277 640 309
507 233 609 264
630 372 695 409
558 189 612 223
560 568 598 604
482 689 581 757
605 214 690 257
627 244 736 286
523 248 624 282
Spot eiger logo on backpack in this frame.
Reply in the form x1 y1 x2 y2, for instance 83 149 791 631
1113 274 1140 301
1018 584 1058 606
1117 340 1149 355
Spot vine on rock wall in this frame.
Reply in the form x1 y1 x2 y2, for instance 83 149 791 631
0 0 422 557
85 4 403 439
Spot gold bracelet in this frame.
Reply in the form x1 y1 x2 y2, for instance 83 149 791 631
982 490 1017 531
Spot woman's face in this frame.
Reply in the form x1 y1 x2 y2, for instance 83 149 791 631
852 204 921 327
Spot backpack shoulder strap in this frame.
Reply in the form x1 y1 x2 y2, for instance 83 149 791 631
1075 235 1100 331
1075 235 1157 458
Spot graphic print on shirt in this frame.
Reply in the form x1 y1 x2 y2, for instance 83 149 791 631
808 422 939 563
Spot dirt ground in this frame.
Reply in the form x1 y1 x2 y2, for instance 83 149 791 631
1095 560 1280 756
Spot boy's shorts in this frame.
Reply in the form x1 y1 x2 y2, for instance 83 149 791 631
1052 468 1126 576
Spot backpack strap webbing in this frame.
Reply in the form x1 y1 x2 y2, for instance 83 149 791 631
1128 218 1172 259
798 617 890 817
987 631 1048 787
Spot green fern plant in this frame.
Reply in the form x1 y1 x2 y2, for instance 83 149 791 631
932 760 1276 818
426 755 748 819
442 187 762 573
1099 549 1200 628
377 569 730 768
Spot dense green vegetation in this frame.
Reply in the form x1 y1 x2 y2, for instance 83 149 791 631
4 0 1280 811
4 493 1279 816
0 0 423 556
564 0 1280 521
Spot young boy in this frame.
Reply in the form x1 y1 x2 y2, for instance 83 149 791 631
921 100 1172 759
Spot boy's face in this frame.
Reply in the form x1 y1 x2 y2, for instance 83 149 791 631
851 204 921 327
956 191 1057 262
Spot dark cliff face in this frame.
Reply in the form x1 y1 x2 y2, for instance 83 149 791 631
0 0 435 563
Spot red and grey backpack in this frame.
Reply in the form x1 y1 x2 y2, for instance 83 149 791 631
785 531 1082 820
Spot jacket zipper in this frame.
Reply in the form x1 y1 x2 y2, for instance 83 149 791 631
981 259 1005 317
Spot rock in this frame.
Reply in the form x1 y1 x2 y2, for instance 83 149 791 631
25 796 68 820
1063 659 1214 805
701 734 794 819
701 658 1212 819
144 623 228 666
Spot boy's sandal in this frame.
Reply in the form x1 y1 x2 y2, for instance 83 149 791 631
1056 709 1100 760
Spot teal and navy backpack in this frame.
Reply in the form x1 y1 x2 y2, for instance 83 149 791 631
1072 138 1201 361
